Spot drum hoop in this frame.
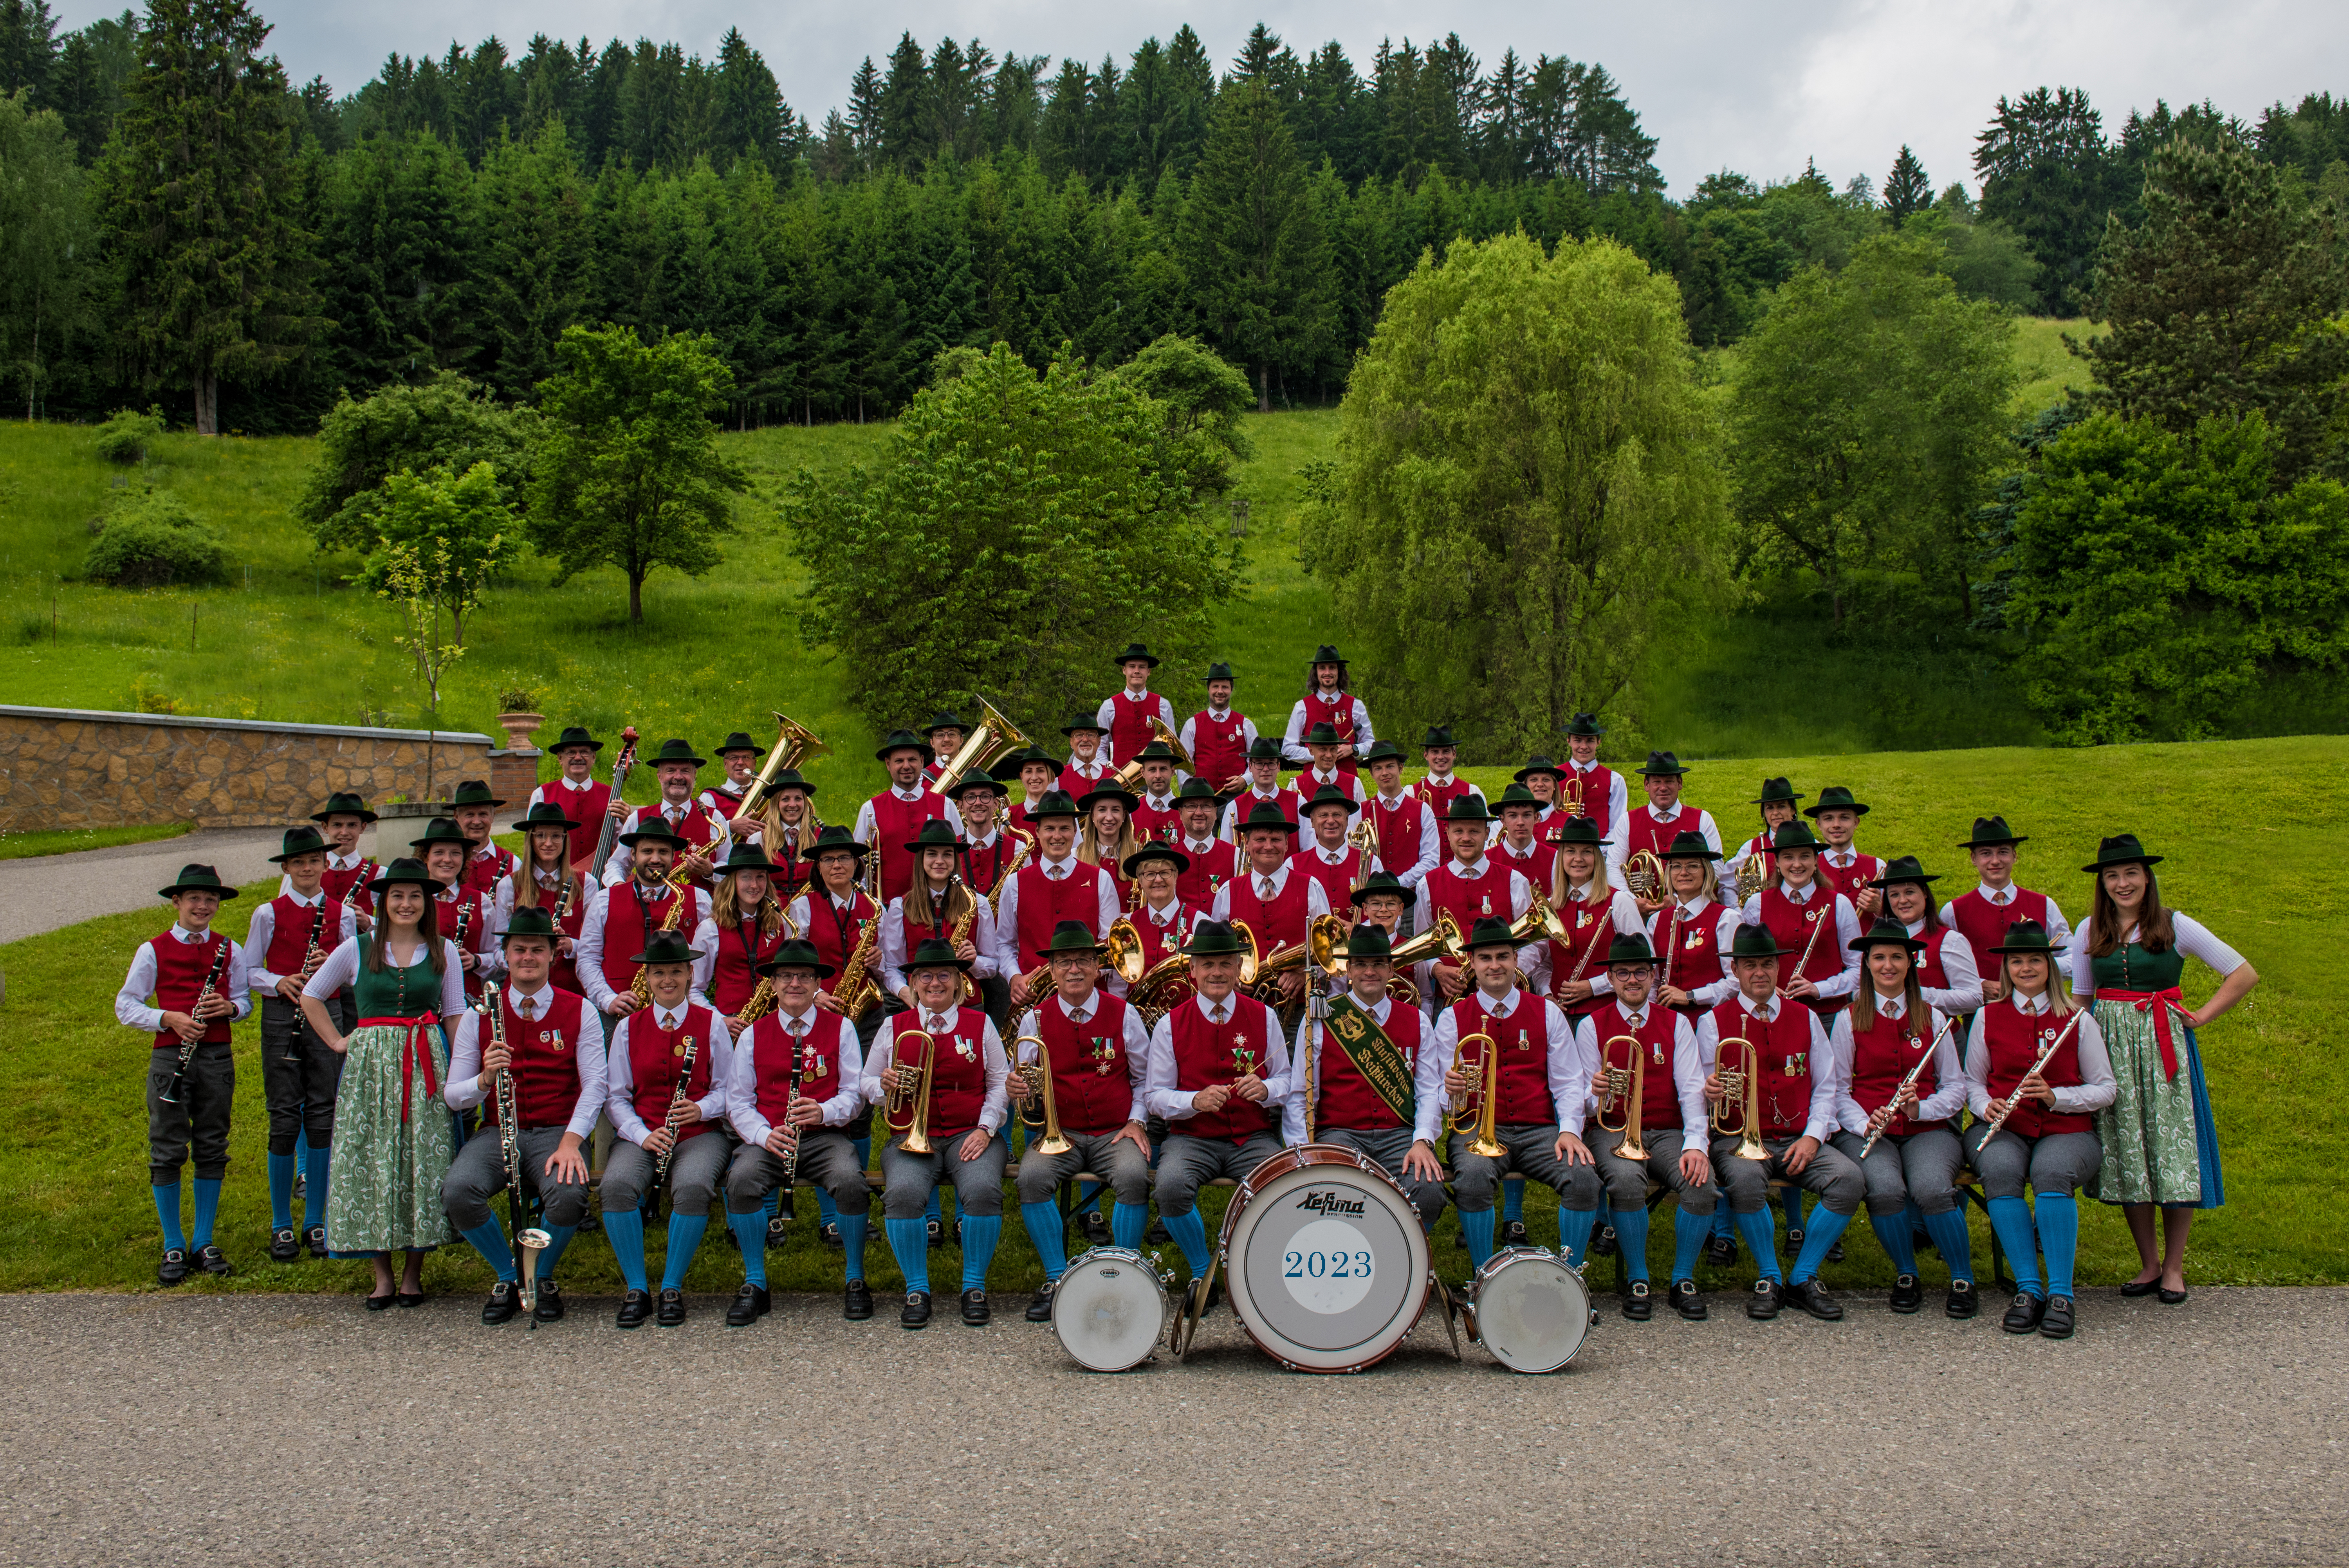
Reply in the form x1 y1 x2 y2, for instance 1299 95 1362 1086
1469 1245 1593 1374
1221 1142 1384 1250
1052 1245 1173 1373
1220 1145 1430 1374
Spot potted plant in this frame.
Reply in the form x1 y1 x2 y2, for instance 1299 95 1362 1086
494 687 543 750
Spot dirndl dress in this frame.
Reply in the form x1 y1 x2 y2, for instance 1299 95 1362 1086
2087 941 2223 1210
326 941 460 1254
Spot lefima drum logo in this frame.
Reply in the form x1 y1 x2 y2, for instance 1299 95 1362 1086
1295 1188 1368 1216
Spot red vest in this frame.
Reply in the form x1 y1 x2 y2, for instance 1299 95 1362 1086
599 880 691 997
1288 845 1363 917
629 803 724 891
1056 760 1115 798
709 914 790 1017
1947 887 2055 982
1008 795 1052 835
1167 996 1278 1143
1187 709 1250 788
1847 1002 1943 1137
1817 851 1882 907
747 1007 849 1123
1129 901 1201 974
801 889 878 989
320 858 376 917
1544 891 1617 1019
1364 791 1425 881
1914 926 1952 992
961 830 1026 899
1130 799 1182 844
146 930 234 1049
755 819 817 905
1979 1003 2092 1138
1011 859 1108 971
1559 764 1617 836
1496 839 1558 898
1623 805 1698 862
1756 886 1844 993
628 1004 718 1143
462 844 516 900
1650 901 1726 1014
485 987 588 1130
1226 864 1312 954
262 892 343 978
1416 776 1476 818
438 886 490 1002
1104 690 1162 763
1038 991 1138 1135
1174 838 1239 906
1590 999 1683 1131
1453 993 1552 1126
523 872 591 995
1310 999 1424 1134
866 791 947 905
1228 786 1299 835
891 1006 990 1141
1300 691 1360 774
1424 858 1514 935
1707 998 1815 1139
541 780 611 868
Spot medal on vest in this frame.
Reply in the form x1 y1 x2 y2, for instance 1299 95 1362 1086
549 1029 566 1053
1784 1051 1805 1077
1232 1045 1258 1078
1090 1036 1116 1075
675 1034 691 1060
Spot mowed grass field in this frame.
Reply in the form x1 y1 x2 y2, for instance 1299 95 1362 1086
3 734 2339 1298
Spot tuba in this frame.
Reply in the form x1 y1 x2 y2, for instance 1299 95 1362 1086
929 696 1031 798
1710 1032 1767 1161
1446 1031 1505 1158
882 1026 936 1154
1012 1034 1073 1155
1593 1033 1647 1161
738 711 828 821
1112 714 1196 791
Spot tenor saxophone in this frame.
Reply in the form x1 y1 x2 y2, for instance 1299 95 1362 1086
628 868 696 1005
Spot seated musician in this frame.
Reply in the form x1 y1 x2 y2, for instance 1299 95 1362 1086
576 818 709 1023
879 819 1000 1006
1737 819 1862 1015
1120 841 1201 997
1295 924 1447 1233
693 842 794 1036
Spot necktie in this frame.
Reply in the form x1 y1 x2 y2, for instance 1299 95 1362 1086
1211 1004 1227 1023
1048 865 1063 881
1260 876 1276 899
789 1017 805 1042
1756 1004 1773 1023
519 995 536 1020
1994 890 2008 905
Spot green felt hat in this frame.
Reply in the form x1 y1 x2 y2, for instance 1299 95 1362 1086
1308 644 1348 668
516 800 580 834
1849 916 1926 954
1605 932 1657 966
158 862 240 899
1342 923 1395 961
1750 777 1802 806
1495 783 1545 811
617 816 691 850
902 818 968 855
1421 726 1457 749
874 728 934 762
1868 855 1939 889
648 738 705 768
1513 756 1566 784
756 937 834 978
716 841 778 875
1303 721 1343 747
1443 794 1497 824
761 766 817 798
1351 869 1411 905
1562 713 1605 738
268 825 330 863
631 930 702 967
1234 801 1301 836
1058 712 1106 737
1131 740 1180 765
1637 750 1687 778
1123 841 1189 878
714 731 764 756
1771 820 1826 853
1551 814 1608 847
1728 924 1790 960
1180 919 1251 957
547 726 603 755
941 768 1007 800
1804 784 1869 819
905 935 973 973
1360 739 1407 766
1463 916 1519 952
408 816 471 850
1660 829 1721 861
801 824 871 862
310 791 377 824
499 905 560 942
1027 789 1083 821
1077 784 1141 816
1205 661 1236 683
921 710 968 737
365 856 446 898
1958 815 2025 848
1990 918 2061 955
1303 783 1358 818
1175 777 1221 802
1111 642 1162 669
449 778 505 808
2081 833 2162 872
1245 735 1285 762
1042 919 1109 956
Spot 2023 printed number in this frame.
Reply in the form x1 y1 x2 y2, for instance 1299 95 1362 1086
1285 1248 1375 1280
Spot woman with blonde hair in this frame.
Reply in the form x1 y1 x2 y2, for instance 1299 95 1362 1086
498 801 585 991
1075 784 1145 910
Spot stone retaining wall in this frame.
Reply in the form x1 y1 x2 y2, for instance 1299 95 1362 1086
0 706 497 831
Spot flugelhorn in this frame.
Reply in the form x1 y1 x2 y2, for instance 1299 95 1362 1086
929 696 1030 798
1710 1032 1766 1161
1253 912 1348 995
1104 915 1147 987
1447 1031 1504 1158
1593 1033 1648 1161
882 1027 936 1154
1013 1034 1073 1155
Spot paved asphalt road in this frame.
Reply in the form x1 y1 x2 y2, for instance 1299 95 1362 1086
0 824 392 946
2 1287 2341 1566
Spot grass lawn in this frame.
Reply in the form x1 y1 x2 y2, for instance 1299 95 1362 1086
5 733 2338 1297
0 822 191 860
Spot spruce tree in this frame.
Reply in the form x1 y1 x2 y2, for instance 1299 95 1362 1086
1883 144 1931 222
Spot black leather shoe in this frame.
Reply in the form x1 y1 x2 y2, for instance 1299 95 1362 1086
2040 1294 2076 1339
1746 1279 1782 1319
961 1288 991 1325
1825 1240 1846 1263
1945 1278 1979 1319
2158 1285 2189 1306
900 1289 933 1329
395 1291 424 1309
1026 1281 1056 1322
268 1227 301 1263
1783 1225 1805 1259
305 1226 328 1259
726 1283 771 1326
1622 1280 1652 1321
766 1215 788 1250
364 1291 395 1312
482 1281 521 1325
1146 1218 1170 1245
820 1221 842 1249
926 1218 944 1249
1081 1210 1111 1245
1501 1219 1530 1247
1889 1272 1923 1314
157 1247 191 1287
1590 1223 1618 1258
533 1281 565 1323
953 1217 965 1249
843 1279 874 1320
2119 1275 2160 1298
1704 1234 1738 1269
2001 1292 2046 1334
1784 1278 1844 1321
656 1287 687 1327
722 1224 740 1252
616 1289 653 1329
193 1244 232 1278
1670 1279 1707 1321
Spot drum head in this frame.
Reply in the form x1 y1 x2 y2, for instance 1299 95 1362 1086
1223 1145 1431 1373
1052 1247 1169 1372
1472 1248 1592 1373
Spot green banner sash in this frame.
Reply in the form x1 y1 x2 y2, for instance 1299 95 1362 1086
1322 993 1416 1124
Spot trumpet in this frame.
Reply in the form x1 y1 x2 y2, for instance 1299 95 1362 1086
738 711 828 821
1447 1031 1505 1158
1593 1033 1647 1161
1624 848 1666 901
1559 771 1586 817
1012 1034 1073 1155
1732 850 1768 905
1111 714 1196 791
1710 1032 1767 1161
882 1027 936 1154
930 696 1030 798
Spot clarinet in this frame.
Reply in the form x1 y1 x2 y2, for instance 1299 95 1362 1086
283 901 330 1063
649 1029 702 1195
775 1022 809 1188
161 939 234 1105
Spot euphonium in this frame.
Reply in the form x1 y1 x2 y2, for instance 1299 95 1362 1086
1389 907 1467 969
1012 1033 1073 1155
1447 1031 1505 1158
1254 912 1348 994
1228 918 1262 987
883 1026 937 1154
1593 1033 1647 1161
1711 1032 1767 1161
1104 915 1147 987
1129 950 1193 1025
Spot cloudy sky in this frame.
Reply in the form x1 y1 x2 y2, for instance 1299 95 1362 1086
49 0 2345 195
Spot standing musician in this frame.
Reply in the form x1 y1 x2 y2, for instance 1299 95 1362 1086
247 827 357 1262
1739 820 1862 1015
439 906 603 1325
1292 924 1447 1233
1698 926 1864 1321
1807 786 1883 919
1291 722 1369 808
695 843 796 1030
115 863 253 1285
1616 752 1722 916
603 739 729 892
1170 779 1238 905
854 730 960 906
1427 917 1601 1274
866 939 1012 1329
1010 922 1155 1320
528 726 625 869
1414 796 1532 1006
1209 801 1332 1018
1414 726 1484 818
1180 661 1255 797
783 824 885 1247
1723 778 1803 903
1578 933 1715 1321
449 779 516 900
1099 643 1178 767
738 767 822 905
1967 919 2117 1339
411 817 499 1003
1828 917 1977 1319
1218 736 1294 841
702 731 765 818
720 939 878 1325
1491 782 1560 893
496 801 586 993
944 771 1025 901
1534 817 1644 1023
1289 783 1368 918
1119 842 1203 998
601 929 735 1329
880 820 1001 1002
1942 816 2073 998
996 792 1121 1010
576 818 711 1022
1283 644 1372 774
1007 748 1062 834
1360 741 1438 898
1560 714 1625 844
311 792 379 933
1872 856 1983 1015
1075 784 1145 908
1145 920 1293 1314
1126 742 1185 842
1649 831 1741 1016
1056 714 1115 797
1511 757 1570 843
918 711 967 787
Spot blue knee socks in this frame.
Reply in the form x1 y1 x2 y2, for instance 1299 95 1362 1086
1460 1208 1497 1269
1111 1202 1148 1250
1788 1206 1852 1285
191 1178 222 1250
960 1214 1001 1291
816 1190 839 1229
459 1218 518 1281
1781 1186 1806 1237
539 1222 579 1276
153 1182 186 1251
1735 1209 1782 1282
603 1205 648 1292
1921 1208 1974 1284
1868 1212 1919 1275
765 1187 783 1222
884 1216 930 1293
1671 1208 1709 1284
1020 1201 1067 1281
926 1188 943 1228
303 1144 331 1233
2034 1193 2079 1296
1985 1196 2041 1296
1502 1180 1525 1227
1611 1206 1651 1282
267 1151 298 1231
659 1213 709 1291
1162 1208 1211 1275
1556 1206 1596 1268
728 1211 769 1288
840 1213 869 1281
1710 1195 1734 1242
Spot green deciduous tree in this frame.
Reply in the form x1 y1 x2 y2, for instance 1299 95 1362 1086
357 460 515 646
0 87 88 418
526 324 743 622
1106 332 1254 495
296 371 534 552
786 341 1238 729
1300 231 1730 759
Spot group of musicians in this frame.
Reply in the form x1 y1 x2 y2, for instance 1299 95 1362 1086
117 645 2260 1344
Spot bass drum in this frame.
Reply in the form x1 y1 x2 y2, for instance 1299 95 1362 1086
1052 1246 1176 1372
1218 1144 1432 1374
1463 1247 1594 1373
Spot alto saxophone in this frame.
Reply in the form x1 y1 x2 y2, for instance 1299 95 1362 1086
832 902 882 1018
949 885 980 1002
989 827 1035 917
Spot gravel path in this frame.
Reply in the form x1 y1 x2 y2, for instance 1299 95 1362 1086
0 824 387 944
2 1287 2341 1566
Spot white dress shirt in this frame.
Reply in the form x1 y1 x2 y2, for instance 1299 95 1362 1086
861 1007 1009 1134
1611 803 1722 880
1178 708 1260 771
1015 988 1153 1126
2062 914 2246 997
115 923 255 1034
1739 882 1864 998
1287 990 1438 1146
1574 998 1707 1138
1095 690 1180 764
880 889 1003 991
1421 986 1591 1143
1960 993 2116 1118
851 784 966 849
724 1005 868 1139
299 934 467 1018
1564 759 1628 834
606 1002 736 1144
443 981 608 1136
1207 860 1335 923
1825 989 1967 1137
1651 896 1742 1008
992 852 1122 955
1941 881 2076 979
1526 878 1644 999
1907 920 1985 1014
1144 991 1294 1122
601 797 734 888
1282 694 1374 765
1363 788 1440 887
575 879 713 1015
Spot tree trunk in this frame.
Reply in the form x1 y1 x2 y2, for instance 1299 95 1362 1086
194 369 219 435
629 571 645 623
1257 364 1271 415
25 312 37 422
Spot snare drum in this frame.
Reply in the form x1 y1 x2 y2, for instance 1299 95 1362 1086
1463 1246 1595 1373
1216 1144 1432 1373
1052 1246 1176 1372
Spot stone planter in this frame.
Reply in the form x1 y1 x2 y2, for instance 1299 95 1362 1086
496 711 545 749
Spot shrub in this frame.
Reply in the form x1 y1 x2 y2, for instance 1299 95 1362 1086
91 407 166 465
82 490 231 588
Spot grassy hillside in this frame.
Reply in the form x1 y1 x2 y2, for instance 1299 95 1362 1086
2 734 2340 1296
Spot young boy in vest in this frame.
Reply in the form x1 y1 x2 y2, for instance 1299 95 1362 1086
1414 727 1482 818
1942 816 2074 1001
1099 643 1178 768
248 825 357 1260
1360 740 1438 899
114 864 253 1283
1297 924 1447 1232
311 792 379 934
1806 786 1883 919
1218 736 1292 842
1561 714 1624 842
1180 661 1255 797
